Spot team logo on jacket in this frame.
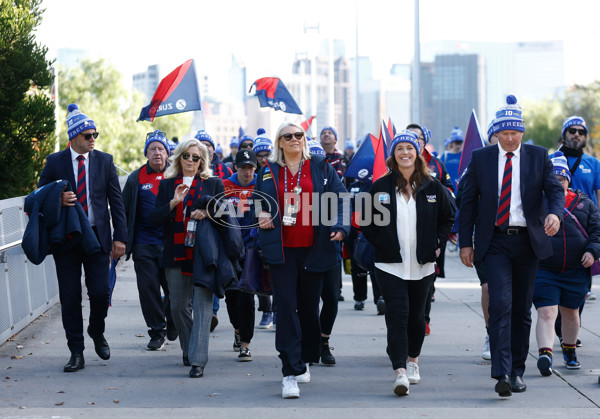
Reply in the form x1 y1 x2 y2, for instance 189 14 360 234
263 173 272 181
426 194 437 203
577 203 584 209
378 193 390 204
141 183 153 190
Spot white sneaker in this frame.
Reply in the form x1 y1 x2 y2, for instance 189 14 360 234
482 335 491 360
282 376 300 399
406 362 420 384
393 373 410 396
295 365 310 383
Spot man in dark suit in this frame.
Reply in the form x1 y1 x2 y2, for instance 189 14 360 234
39 104 127 372
459 95 565 397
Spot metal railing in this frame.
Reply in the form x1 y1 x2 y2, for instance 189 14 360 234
0 196 59 344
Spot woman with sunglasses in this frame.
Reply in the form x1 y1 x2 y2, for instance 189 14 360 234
253 121 349 399
150 139 224 378
361 131 454 396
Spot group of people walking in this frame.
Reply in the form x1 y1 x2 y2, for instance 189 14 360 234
30 95 599 400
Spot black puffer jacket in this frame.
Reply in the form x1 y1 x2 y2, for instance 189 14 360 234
539 190 600 273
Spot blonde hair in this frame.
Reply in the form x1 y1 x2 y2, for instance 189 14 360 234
270 121 311 167
165 139 213 179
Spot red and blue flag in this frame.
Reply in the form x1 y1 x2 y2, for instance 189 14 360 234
250 77 302 115
457 110 486 182
137 59 202 122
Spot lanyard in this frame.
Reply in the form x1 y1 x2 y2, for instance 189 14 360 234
284 160 304 194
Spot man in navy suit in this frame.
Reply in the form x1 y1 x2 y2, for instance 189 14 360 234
459 96 564 397
39 104 127 372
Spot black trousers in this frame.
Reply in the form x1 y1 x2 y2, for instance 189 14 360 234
132 244 174 339
270 247 323 376
376 268 434 370
225 289 255 343
53 246 110 355
320 263 341 336
484 230 538 378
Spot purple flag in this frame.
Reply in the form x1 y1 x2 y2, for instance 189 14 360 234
457 110 486 182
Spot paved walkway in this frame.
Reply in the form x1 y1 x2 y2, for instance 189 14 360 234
1 250 600 418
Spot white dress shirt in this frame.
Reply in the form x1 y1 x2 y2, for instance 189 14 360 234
375 191 435 280
497 143 526 227
70 147 96 226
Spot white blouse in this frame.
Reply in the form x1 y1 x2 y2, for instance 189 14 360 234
375 190 435 280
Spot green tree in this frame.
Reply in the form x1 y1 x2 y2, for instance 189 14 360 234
562 82 600 156
0 0 56 199
57 59 192 174
522 98 564 151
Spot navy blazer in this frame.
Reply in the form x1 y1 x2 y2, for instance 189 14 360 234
38 148 128 253
459 143 565 261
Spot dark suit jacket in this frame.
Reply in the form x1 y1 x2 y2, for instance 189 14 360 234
38 148 127 253
149 176 224 269
459 143 565 261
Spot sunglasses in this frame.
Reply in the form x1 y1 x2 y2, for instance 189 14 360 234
182 153 201 162
82 132 99 140
280 132 304 141
146 130 167 140
567 127 587 136
239 142 253 149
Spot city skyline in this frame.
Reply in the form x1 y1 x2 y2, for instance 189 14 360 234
37 0 599 95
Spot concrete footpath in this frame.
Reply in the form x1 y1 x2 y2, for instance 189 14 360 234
1 249 600 418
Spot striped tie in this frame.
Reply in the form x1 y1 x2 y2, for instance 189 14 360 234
76 155 88 215
496 152 513 230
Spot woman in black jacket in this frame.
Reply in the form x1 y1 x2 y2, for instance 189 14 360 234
149 138 224 379
361 130 454 396
534 152 600 376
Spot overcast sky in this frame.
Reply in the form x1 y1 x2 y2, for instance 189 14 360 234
36 0 600 92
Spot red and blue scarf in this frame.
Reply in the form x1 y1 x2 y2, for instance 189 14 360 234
173 172 203 275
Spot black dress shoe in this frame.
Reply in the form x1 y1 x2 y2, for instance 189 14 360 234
495 375 512 397
511 375 527 392
87 326 110 360
189 365 204 378
183 355 190 366
64 353 85 372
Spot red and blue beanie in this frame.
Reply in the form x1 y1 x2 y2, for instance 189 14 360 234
390 130 420 154
144 130 170 156
194 130 214 149
66 103 96 140
562 116 587 137
492 95 525 133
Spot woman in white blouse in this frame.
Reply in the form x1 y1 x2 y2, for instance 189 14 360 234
361 130 455 396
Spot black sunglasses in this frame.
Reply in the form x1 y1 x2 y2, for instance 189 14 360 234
146 130 166 140
239 142 253 149
182 153 201 162
280 132 304 141
567 127 587 136
82 132 99 140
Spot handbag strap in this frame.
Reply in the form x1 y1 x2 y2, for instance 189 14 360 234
564 207 589 239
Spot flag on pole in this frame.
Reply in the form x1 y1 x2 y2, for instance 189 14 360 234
457 110 486 182
344 134 376 181
301 116 316 132
137 59 202 122
250 77 302 114
371 116 395 181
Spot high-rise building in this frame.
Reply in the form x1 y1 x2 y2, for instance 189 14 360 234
228 55 247 112
288 54 353 142
132 64 160 103
421 40 565 128
426 54 486 150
